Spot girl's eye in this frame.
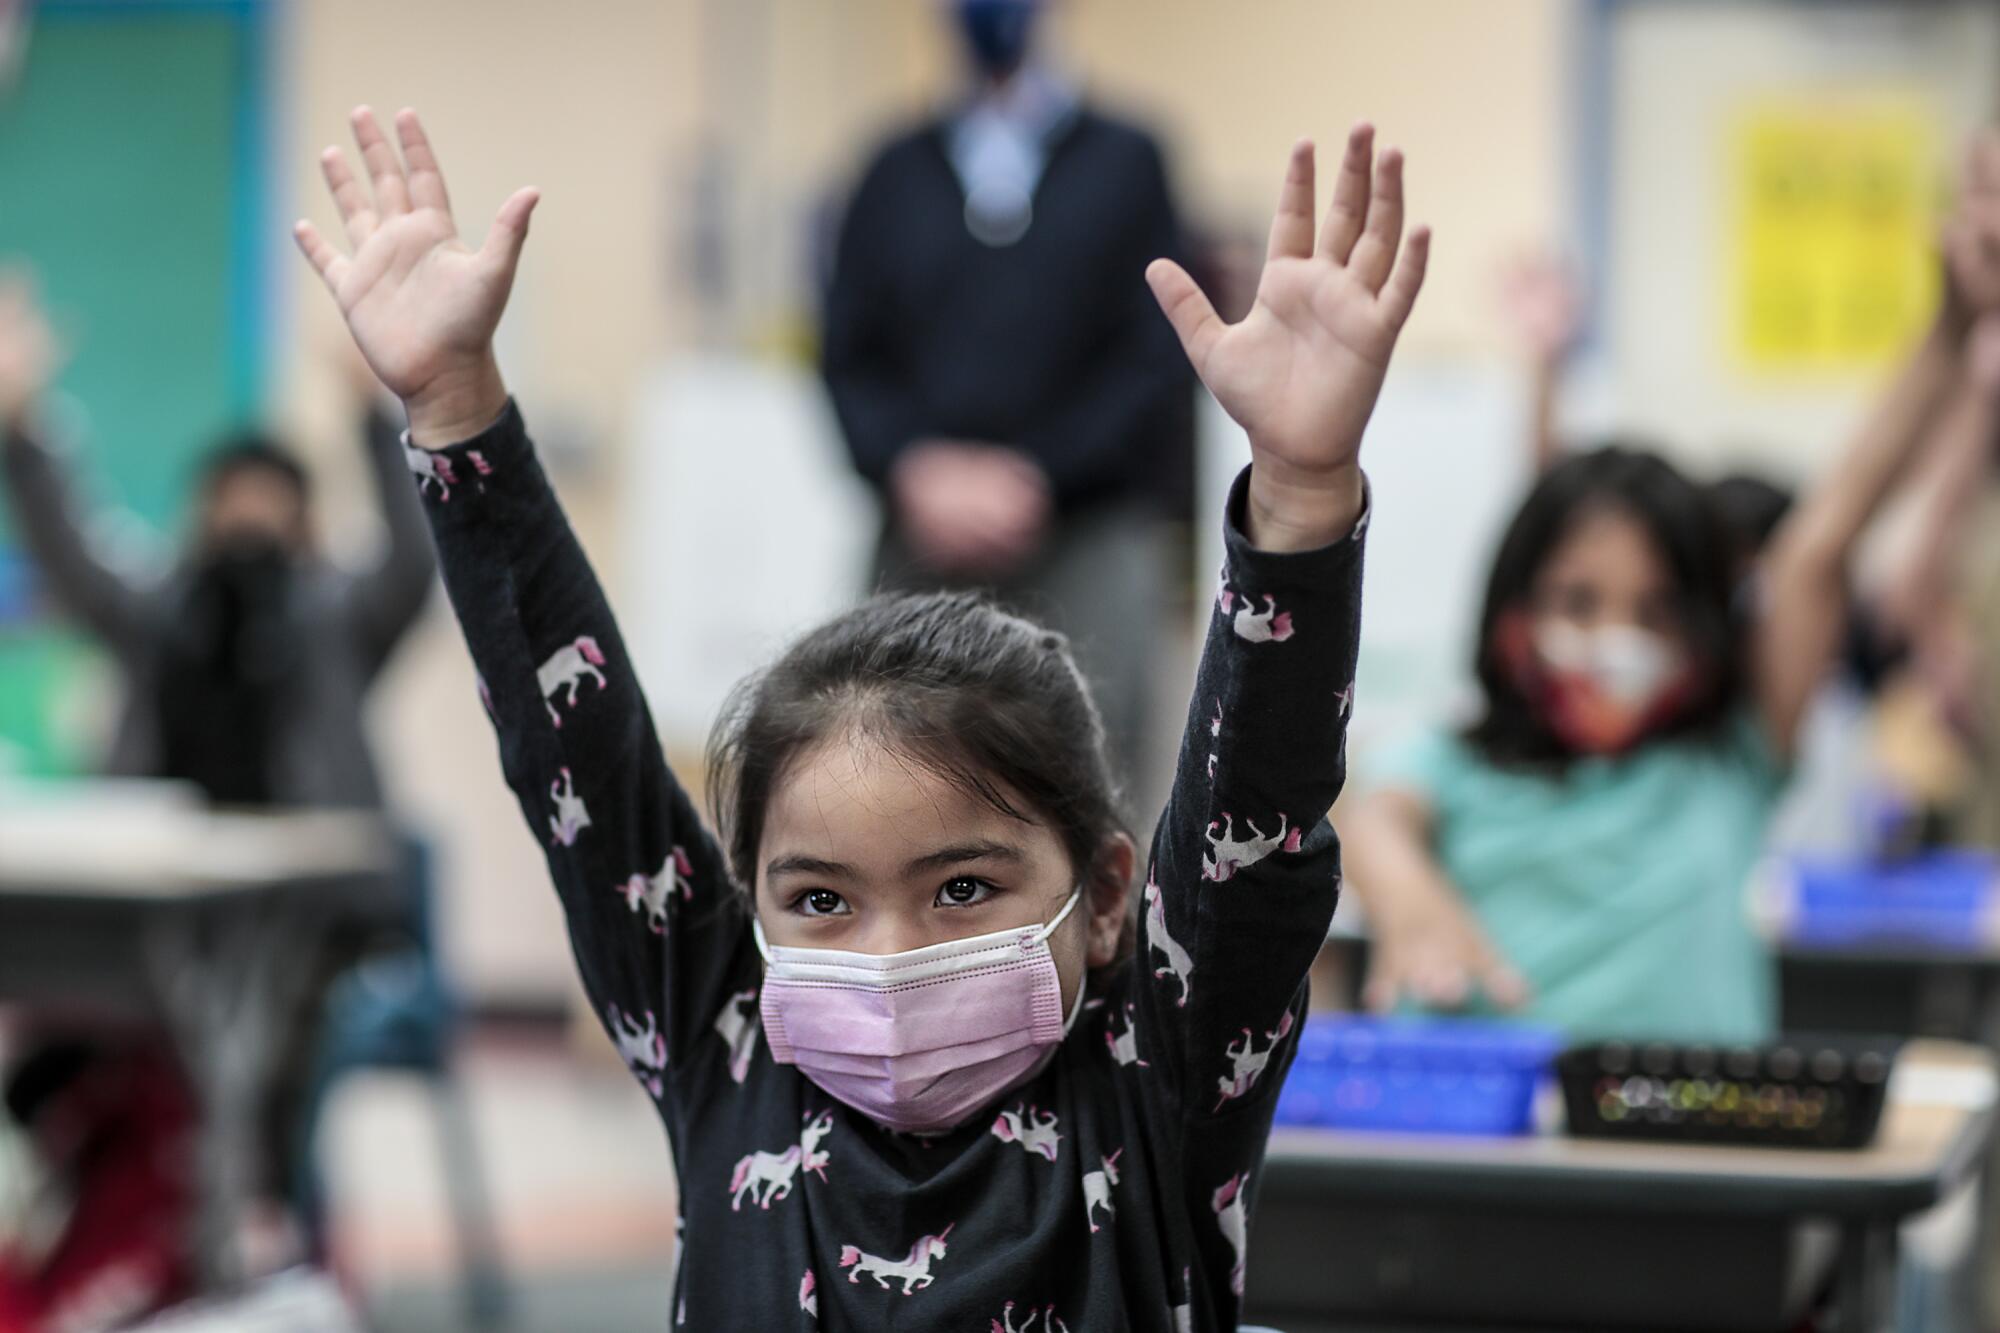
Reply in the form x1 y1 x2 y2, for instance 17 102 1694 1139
935 876 997 909
797 889 849 917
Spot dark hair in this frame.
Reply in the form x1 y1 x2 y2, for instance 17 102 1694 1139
707 590 1134 970
1706 471 1795 563
1465 443 1745 769
198 431 311 505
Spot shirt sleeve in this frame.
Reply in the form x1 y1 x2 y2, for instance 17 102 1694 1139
408 401 758 1102
1129 464 1366 1121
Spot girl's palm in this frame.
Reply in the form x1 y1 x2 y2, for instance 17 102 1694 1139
1147 127 1428 482
295 108 538 405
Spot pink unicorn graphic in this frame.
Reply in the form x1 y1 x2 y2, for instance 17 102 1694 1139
548 767 592 846
1082 1148 1121 1233
537 635 607 727
990 1303 1069 1333
839 1225 953 1294
1213 1173 1250 1297
1202 811 1302 882
1215 1009 1298 1111
800 1269 817 1316
728 1109 835 1210
606 1003 667 1098
405 445 460 501
990 1104 1062 1162
1104 1002 1147 1067
617 846 694 933
713 987 760 1083
1142 874 1193 1007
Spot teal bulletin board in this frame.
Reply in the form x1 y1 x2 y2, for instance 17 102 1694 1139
0 0 268 774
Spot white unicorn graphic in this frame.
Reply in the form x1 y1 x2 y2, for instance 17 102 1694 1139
617 846 694 933
1215 1010 1298 1111
548 767 592 845
990 1303 1069 1333
800 1269 817 1316
728 1110 835 1210
1207 698 1224 783
405 445 460 501
839 1225 953 1294
1336 679 1355 720
1103 1002 1147 1067
1202 811 1302 882
1082 1148 1122 1233
1213 1173 1250 1297
538 635 607 727
1223 588 1295 643
606 1003 667 1098
1143 874 1193 1007
713 987 760 1083
990 1104 1062 1162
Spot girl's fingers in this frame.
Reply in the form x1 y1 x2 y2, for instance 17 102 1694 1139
320 148 377 247
1316 123 1375 264
1265 139 1317 264
478 187 542 285
1379 225 1432 329
351 106 412 217
395 108 453 215
1347 148 1406 294
1145 258 1225 373
292 220 350 294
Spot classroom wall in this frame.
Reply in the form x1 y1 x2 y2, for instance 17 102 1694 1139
269 0 1569 1003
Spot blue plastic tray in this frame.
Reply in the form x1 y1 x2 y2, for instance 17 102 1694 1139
1275 1015 1562 1137
1789 851 1998 948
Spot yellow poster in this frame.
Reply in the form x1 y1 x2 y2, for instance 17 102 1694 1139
1732 97 1940 373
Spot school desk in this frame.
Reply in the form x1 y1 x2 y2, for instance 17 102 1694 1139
1242 1040 1995 1333
0 780 400 1293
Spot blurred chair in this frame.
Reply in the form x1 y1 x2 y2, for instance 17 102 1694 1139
295 837 508 1329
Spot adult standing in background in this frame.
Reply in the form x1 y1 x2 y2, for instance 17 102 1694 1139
821 0 1193 803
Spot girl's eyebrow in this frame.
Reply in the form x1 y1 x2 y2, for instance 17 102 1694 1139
764 853 855 879
903 840 1026 874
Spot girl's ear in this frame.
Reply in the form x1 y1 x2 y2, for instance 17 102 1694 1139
1085 832 1137 968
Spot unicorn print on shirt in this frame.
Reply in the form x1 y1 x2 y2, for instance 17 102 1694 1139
538 635 607 727
990 1303 1069 1333
713 987 760 1083
548 767 591 845
1082 1148 1121 1233
728 1110 835 1210
1214 1009 1297 1111
839 1225 953 1295
1103 1002 1147 1067
1172 1267 1193 1333
1218 578 1296 643
405 444 461 501
1212 1173 1250 1297
1207 698 1223 782
1202 811 1301 882
1143 873 1193 1007
990 1104 1061 1162
617 846 694 933
799 1270 817 1317
606 1003 667 1098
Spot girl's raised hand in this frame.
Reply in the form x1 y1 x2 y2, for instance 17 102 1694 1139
1146 126 1429 551
294 107 539 447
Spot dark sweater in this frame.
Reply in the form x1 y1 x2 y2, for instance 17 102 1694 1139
821 108 1194 514
414 402 1363 1330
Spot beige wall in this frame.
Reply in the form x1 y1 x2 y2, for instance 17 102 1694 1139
275 0 1567 1002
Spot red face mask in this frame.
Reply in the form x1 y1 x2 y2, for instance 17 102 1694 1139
1494 611 1698 755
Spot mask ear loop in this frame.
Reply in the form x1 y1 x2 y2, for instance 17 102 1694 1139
1037 885 1090 1036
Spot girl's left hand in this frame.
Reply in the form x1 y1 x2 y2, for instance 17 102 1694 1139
1147 125 1429 550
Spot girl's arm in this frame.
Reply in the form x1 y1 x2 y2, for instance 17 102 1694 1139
1755 134 2000 757
1344 789 1528 1013
1129 126 1427 1108
295 107 755 1096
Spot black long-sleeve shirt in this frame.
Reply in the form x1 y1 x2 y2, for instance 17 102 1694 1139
414 402 1364 1330
821 109 1194 514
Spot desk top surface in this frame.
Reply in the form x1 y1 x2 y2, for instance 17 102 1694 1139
0 780 393 900
1266 1039 1995 1218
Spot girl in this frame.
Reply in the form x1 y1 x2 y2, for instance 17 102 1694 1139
293 109 1427 1329
1346 135 2000 1045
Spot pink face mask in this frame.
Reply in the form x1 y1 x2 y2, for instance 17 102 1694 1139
753 890 1085 1135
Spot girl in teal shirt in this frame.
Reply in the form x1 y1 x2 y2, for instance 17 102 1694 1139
1347 140 2000 1044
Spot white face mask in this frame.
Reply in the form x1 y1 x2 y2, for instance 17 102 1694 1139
1534 621 1683 708
752 889 1087 1135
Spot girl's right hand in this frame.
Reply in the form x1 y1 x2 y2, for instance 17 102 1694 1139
294 107 540 448
1362 886 1530 1016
